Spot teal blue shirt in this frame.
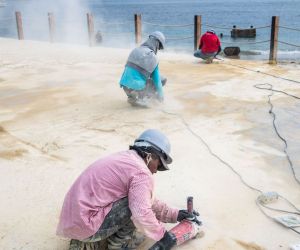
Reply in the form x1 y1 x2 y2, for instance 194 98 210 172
119 65 163 98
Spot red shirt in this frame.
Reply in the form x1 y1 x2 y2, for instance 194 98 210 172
199 32 221 53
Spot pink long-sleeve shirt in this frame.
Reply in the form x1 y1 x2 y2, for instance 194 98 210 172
56 150 178 241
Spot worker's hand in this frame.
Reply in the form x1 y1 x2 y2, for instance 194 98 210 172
148 231 177 250
177 209 201 225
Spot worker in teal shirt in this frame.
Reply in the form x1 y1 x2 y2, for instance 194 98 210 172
120 31 167 107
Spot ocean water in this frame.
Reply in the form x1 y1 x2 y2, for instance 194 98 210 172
0 0 300 60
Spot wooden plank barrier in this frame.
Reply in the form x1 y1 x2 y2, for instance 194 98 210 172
194 15 201 51
134 14 142 45
15 11 24 40
48 12 55 43
87 13 95 47
269 16 279 64
9 11 282 62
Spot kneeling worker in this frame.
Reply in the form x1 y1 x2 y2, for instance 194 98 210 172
57 129 198 250
194 29 221 64
119 31 167 107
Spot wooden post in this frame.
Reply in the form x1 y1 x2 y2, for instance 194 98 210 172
48 12 55 43
194 15 201 51
87 13 95 47
134 14 141 45
15 11 24 40
269 16 279 64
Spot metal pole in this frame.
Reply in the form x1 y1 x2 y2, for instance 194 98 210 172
15 11 24 40
48 12 55 43
134 14 142 45
194 15 201 51
269 16 279 64
87 13 95 47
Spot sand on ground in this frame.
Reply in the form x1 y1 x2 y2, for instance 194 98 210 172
1 38 300 250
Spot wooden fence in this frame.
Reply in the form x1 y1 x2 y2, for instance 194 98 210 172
9 12 299 64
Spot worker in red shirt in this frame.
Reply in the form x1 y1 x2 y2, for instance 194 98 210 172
194 29 221 64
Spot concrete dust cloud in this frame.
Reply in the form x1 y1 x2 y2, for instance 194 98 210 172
1 0 91 44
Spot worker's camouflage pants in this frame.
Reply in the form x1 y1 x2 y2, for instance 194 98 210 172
69 197 144 250
193 50 217 63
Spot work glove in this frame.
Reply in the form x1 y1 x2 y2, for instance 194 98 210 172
177 209 202 225
148 231 177 250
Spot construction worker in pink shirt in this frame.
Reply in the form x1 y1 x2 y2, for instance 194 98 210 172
57 129 199 250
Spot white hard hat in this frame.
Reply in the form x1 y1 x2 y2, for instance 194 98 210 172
207 29 216 34
149 31 166 50
134 129 172 171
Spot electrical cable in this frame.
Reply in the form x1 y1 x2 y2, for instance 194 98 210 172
159 107 300 235
162 105 300 234
255 199 300 235
280 195 300 213
155 64 300 234
254 83 300 99
159 108 262 193
220 60 300 186
220 60 300 234
290 227 300 235
253 83 300 185
221 61 300 186
216 63 300 187
222 61 300 85
260 202 300 215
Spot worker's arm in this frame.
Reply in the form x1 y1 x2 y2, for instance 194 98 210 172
152 198 178 223
128 172 166 241
151 66 164 100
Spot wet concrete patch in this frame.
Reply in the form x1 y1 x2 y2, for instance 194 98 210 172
0 149 28 160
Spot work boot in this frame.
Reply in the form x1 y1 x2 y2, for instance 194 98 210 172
125 231 145 249
206 57 213 64
107 232 132 250
69 239 108 250
69 239 84 250
107 231 145 250
127 96 138 106
129 98 150 108
127 96 149 108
